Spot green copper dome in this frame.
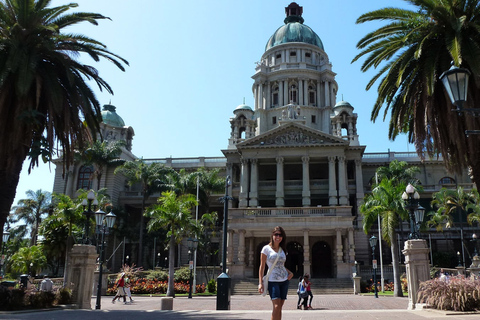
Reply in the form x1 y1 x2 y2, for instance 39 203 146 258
265 3 324 51
101 104 125 127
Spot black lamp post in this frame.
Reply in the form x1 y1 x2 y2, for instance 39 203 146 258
164 257 167 268
1 230 9 278
402 184 424 240
95 209 116 310
187 238 199 299
126 255 129 266
369 235 378 298
457 251 462 267
217 175 233 310
157 253 161 267
82 190 98 244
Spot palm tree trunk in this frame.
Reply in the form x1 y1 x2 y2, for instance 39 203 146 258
391 232 404 297
166 233 175 297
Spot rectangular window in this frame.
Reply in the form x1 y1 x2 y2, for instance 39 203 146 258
290 51 296 56
305 52 311 58
276 54 281 59
309 92 315 104
273 93 278 105
312 115 316 123
272 116 277 124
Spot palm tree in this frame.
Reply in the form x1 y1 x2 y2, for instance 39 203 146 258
10 245 47 277
361 178 408 297
145 191 197 297
76 140 126 190
114 159 175 266
376 160 420 186
11 189 51 246
353 0 480 185
0 0 128 246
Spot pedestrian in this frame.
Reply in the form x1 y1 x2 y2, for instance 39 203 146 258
112 273 127 304
258 226 294 320
296 276 308 310
303 273 313 309
39 275 53 292
124 275 134 302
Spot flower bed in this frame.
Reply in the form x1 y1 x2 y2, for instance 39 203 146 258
107 278 206 295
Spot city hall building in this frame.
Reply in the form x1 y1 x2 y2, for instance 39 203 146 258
53 3 475 283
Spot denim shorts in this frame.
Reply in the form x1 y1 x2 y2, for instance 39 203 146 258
268 280 289 300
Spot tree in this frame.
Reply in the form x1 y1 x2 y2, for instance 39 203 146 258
145 191 197 297
353 0 480 185
76 140 126 190
10 245 47 277
360 160 420 297
360 178 408 297
114 159 175 266
0 0 128 248
10 189 51 246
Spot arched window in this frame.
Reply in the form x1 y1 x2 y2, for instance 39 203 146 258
77 165 94 190
439 177 455 185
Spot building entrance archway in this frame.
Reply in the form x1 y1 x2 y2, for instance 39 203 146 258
311 241 333 278
285 242 304 278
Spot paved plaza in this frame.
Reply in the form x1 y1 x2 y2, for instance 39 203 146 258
1 294 479 320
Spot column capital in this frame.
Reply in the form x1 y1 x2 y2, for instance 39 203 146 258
337 156 346 162
276 156 284 164
328 156 336 163
301 156 310 163
250 158 258 164
240 158 248 165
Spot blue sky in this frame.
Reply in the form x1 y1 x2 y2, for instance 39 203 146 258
13 0 416 205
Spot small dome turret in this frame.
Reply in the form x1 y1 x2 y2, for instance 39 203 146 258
101 104 125 127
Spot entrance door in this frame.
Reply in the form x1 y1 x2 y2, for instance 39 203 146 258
311 241 333 278
285 242 304 278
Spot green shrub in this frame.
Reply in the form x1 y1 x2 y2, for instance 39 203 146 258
26 290 55 308
55 287 73 305
144 269 168 281
174 267 191 283
207 279 216 293
417 277 480 311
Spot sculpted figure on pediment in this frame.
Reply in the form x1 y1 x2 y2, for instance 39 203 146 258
263 129 322 145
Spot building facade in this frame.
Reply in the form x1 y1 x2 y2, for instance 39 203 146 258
53 3 475 279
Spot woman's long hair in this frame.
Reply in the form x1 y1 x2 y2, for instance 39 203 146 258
268 226 287 253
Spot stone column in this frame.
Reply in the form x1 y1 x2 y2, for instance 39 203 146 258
275 157 285 207
299 79 303 105
254 85 258 110
302 156 311 207
259 82 264 110
338 156 349 205
336 229 343 263
324 81 330 107
284 80 289 104
303 79 308 105
239 158 249 207
279 81 284 106
328 156 338 206
248 238 254 267
402 239 430 310
303 229 311 276
355 159 364 199
316 81 321 108
266 81 271 109
226 229 234 265
348 228 355 262
238 230 246 265
249 159 259 207
65 244 97 309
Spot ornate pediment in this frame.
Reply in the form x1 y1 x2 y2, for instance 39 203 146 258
237 123 347 148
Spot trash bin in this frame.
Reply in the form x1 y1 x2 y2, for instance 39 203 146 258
19 274 29 289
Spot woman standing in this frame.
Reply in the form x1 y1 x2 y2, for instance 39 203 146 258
258 226 294 320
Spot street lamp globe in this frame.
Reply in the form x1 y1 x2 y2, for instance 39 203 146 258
2 231 9 244
440 64 471 109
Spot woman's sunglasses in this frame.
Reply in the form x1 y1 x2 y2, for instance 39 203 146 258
273 233 283 237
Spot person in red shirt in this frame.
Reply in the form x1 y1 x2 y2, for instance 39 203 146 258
303 273 313 309
112 273 127 304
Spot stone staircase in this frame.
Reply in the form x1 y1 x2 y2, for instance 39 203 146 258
231 278 353 295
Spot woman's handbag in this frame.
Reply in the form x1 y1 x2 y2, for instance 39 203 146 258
261 248 282 297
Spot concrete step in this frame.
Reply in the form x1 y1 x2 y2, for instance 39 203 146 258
231 278 353 295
